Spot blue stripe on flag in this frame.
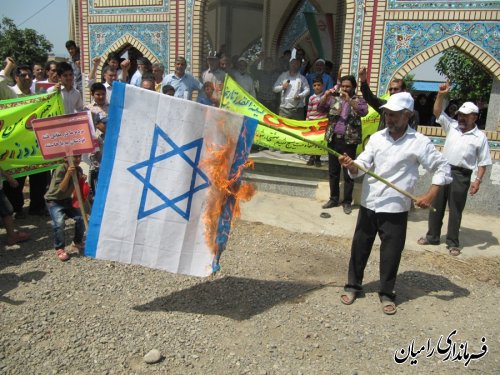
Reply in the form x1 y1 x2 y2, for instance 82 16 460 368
214 116 258 251
85 82 126 258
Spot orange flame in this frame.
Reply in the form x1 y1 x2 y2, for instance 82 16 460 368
199 126 255 255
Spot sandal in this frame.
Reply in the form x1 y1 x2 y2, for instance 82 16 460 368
340 291 357 305
448 247 461 256
6 231 30 246
417 237 439 246
55 248 70 262
381 300 397 315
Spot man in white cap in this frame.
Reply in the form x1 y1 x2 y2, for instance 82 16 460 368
306 58 334 94
273 52 309 120
338 92 451 315
418 81 491 256
233 57 256 97
201 52 225 105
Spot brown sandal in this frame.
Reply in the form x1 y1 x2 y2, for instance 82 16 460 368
340 292 357 305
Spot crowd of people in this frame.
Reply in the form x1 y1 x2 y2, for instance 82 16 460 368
0 41 493 315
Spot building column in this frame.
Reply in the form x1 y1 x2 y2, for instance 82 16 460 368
486 77 500 131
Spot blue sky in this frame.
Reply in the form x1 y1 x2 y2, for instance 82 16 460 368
1 0 69 56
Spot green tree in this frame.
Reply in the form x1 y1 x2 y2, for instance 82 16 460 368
0 17 53 65
403 73 414 92
436 48 492 101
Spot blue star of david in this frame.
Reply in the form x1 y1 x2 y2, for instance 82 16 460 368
127 125 210 221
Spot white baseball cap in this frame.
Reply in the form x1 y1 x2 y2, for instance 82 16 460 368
457 102 479 114
380 92 414 112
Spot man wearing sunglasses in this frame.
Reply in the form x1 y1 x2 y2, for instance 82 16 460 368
358 66 419 130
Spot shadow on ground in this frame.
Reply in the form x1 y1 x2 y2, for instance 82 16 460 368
0 270 45 305
362 270 470 305
134 276 323 320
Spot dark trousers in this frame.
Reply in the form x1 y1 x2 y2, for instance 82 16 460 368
426 167 471 248
345 206 408 301
3 176 27 213
28 171 50 213
327 138 357 204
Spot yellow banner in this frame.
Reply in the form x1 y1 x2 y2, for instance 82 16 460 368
0 92 64 177
220 75 381 155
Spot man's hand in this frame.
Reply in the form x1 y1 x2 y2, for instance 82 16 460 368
282 80 290 90
438 79 450 95
53 82 62 91
120 59 130 71
92 56 102 66
66 165 76 176
415 185 440 209
358 66 367 83
340 89 349 101
469 180 481 195
339 153 358 174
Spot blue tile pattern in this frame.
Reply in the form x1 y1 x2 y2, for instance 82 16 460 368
378 21 500 95
88 0 169 15
388 0 500 10
350 0 365 79
89 23 169 65
280 0 317 52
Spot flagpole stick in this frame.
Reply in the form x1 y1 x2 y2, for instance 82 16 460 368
256 121 421 203
68 155 89 231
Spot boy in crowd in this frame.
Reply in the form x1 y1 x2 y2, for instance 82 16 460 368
45 155 85 261
48 62 83 114
162 85 175 96
197 81 216 106
306 76 328 167
84 82 108 196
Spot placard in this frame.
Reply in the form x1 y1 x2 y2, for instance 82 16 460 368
32 111 98 159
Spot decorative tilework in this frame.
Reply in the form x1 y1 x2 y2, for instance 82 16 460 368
280 0 317 52
378 21 500 95
388 0 500 10
349 0 365 80
89 23 169 64
88 0 169 15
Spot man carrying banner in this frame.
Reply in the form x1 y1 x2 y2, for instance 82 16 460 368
338 92 451 315
1 58 50 218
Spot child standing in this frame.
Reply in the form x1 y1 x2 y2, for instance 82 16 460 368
45 155 85 261
306 76 328 167
48 61 83 114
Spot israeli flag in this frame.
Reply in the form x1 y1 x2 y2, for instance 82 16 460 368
85 82 257 277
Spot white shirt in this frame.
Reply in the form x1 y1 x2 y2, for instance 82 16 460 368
437 113 492 170
48 86 83 114
350 127 452 213
273 71 310 109
233 71 256 97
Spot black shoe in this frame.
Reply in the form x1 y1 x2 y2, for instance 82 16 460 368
314 159 322 167
343 203 352 215
322 199 339 209
306 157 314 166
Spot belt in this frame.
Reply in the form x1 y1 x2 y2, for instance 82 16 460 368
450 165 472 174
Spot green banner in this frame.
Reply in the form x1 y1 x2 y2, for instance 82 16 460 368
220 75 382 155
0 92 65 177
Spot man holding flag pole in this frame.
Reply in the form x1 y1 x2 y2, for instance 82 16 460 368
337 92 451 315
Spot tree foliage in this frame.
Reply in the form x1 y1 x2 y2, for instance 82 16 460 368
436 48 492 101
403 73 414 92
0 17 53 66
